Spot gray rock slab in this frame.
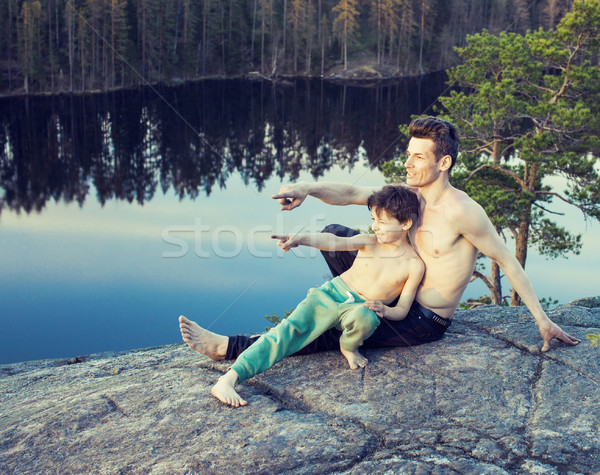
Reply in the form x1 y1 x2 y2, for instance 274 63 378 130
1 298 599 473
0 345 376 474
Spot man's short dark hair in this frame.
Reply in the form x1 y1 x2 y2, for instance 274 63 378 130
368 185 420 225
409 116 459 171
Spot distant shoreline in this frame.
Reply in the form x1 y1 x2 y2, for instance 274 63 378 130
0 69 447 100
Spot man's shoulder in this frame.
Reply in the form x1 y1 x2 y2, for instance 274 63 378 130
443 187 484 218
443 187 493 236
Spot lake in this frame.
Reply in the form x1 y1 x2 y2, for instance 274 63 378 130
1 75 598 364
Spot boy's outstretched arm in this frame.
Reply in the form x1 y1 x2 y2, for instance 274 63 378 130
364 258 424 321
271 232 375 252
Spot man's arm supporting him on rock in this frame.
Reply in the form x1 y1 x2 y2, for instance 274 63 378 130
454 199 580 352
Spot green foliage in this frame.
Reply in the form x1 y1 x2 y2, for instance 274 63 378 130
434 1 600 305
0 1 584 94
264 308 294 330
587 333 600 347
458 295 493 309
539 296 559 310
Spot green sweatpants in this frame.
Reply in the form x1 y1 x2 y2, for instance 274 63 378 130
230 276 380 383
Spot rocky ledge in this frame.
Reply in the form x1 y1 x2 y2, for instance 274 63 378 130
1 299 599 474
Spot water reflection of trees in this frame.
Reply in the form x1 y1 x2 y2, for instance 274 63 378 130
0 74 445 215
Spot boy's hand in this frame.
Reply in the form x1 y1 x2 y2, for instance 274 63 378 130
364 300 387 318
272 183 308 211
271 234 301 251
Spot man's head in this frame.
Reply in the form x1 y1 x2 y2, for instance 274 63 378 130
408 116 459 172
367 185 420 230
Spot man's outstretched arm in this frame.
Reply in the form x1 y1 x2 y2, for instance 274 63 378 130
272 182 381 210
457 201 580 352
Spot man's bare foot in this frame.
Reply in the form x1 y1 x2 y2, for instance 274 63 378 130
211 370 247 407
179 315 228 361
340 346 368 370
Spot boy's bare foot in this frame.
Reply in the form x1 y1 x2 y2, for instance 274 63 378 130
211 370 247 407
340 346 368 370
179 315 228 361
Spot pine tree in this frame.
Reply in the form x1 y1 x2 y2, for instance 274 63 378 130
18 1 44 93
332 0 360 70
289 0 307 71
437 1 600 305
109 0 129 88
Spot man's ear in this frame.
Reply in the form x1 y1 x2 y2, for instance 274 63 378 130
438 155 452 172
401 219 412 231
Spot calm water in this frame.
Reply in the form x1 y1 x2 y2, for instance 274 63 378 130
1 75 598 364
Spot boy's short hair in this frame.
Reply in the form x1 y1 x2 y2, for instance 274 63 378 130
409 116 459 171
368 185 420 225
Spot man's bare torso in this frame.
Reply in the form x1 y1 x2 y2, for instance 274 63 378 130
410 187 479 319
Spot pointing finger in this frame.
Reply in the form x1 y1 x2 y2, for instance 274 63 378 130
272 193 294 200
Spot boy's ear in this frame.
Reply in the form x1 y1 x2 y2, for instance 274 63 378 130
401 219 412 231
438 154 452 172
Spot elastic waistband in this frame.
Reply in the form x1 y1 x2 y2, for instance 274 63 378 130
412 302 452 328
329 277 366 303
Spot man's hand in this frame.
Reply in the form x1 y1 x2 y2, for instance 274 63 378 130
364 300 387 318
539 320 580 353
271 234 302 251
272 183 308 211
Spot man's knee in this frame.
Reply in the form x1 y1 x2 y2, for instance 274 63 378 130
321 224 359 238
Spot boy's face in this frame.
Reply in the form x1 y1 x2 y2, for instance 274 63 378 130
371 208 410 244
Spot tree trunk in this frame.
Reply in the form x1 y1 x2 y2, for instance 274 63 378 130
202 0 207 75
260 2 265 74
251 0 257 66
418 0 425 75
306 0 312 72
491 260 502 305
282 0 287 58
511 208 531 306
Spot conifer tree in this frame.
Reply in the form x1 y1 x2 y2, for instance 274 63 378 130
109 0 129 88
332 0 360 70
438 1 600 305
18 1 43 93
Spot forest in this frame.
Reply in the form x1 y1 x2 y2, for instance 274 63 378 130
0 0 575 94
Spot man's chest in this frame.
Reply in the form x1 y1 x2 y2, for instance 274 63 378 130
411 211 461 259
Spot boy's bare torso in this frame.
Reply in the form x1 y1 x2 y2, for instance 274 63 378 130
341 236 421 305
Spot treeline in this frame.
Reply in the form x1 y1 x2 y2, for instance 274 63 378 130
1 0 575 94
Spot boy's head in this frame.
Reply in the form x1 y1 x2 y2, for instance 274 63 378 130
367 185 420 228
409 116 459 172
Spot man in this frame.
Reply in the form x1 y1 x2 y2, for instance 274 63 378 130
179 117 579 363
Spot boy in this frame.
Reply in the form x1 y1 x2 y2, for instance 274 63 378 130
193 185 424 407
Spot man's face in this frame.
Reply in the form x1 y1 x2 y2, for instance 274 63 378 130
404 137 444 187
370 208 408 244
